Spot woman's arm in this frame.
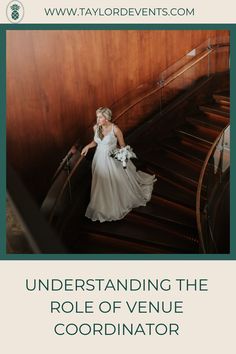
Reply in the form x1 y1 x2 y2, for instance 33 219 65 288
81 125 97 156
114 125 126 148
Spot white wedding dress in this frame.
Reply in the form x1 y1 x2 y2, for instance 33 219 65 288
85 123 157 222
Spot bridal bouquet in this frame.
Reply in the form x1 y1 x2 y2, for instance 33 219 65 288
109 145 137 168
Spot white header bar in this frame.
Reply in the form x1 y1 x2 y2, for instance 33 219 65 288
0 0 235 24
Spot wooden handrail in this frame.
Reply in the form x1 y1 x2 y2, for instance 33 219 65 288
7 164 66 253
112 43 229 123
196 124 230 253
49 154 84 223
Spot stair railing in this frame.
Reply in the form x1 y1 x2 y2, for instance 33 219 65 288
110 36 229 130
7 164 66 253
196 124 230 253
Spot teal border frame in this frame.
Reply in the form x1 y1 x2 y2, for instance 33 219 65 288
0 23 235 261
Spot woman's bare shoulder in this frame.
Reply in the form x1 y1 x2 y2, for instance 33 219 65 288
93 124 97 131
113 124 122 134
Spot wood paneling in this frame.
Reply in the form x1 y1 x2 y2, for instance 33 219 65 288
7 30 229 202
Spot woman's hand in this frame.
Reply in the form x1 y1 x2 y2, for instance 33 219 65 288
81 140 97 157
81 145 89 156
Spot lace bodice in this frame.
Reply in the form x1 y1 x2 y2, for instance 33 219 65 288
94 124 117 150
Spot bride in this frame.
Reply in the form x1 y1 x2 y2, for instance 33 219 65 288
80 107 157 222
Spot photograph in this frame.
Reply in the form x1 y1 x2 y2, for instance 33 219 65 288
6 29 230 254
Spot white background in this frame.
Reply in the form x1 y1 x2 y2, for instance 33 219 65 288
0 0 236 23
0 261 235 353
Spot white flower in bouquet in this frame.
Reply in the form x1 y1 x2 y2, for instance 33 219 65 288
109 145 137 168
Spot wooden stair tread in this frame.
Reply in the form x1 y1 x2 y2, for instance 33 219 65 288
64 231 175 254
175 129 212 147
151 173 196 209
145 163 198 192
199 104 230 118
214 103 230 112
133 195 196 229
126 211 198 245
141 148 201 183
176 123 219 144
194 112 229 126
77 215 198 252
213 94 230 105
186 116 225 131
162 136 208 163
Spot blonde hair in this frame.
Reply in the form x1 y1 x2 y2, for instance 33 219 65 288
96 107 113 140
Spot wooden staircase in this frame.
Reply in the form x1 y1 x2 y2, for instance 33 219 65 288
60 91 230 254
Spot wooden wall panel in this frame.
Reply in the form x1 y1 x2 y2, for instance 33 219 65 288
6 30 229 202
